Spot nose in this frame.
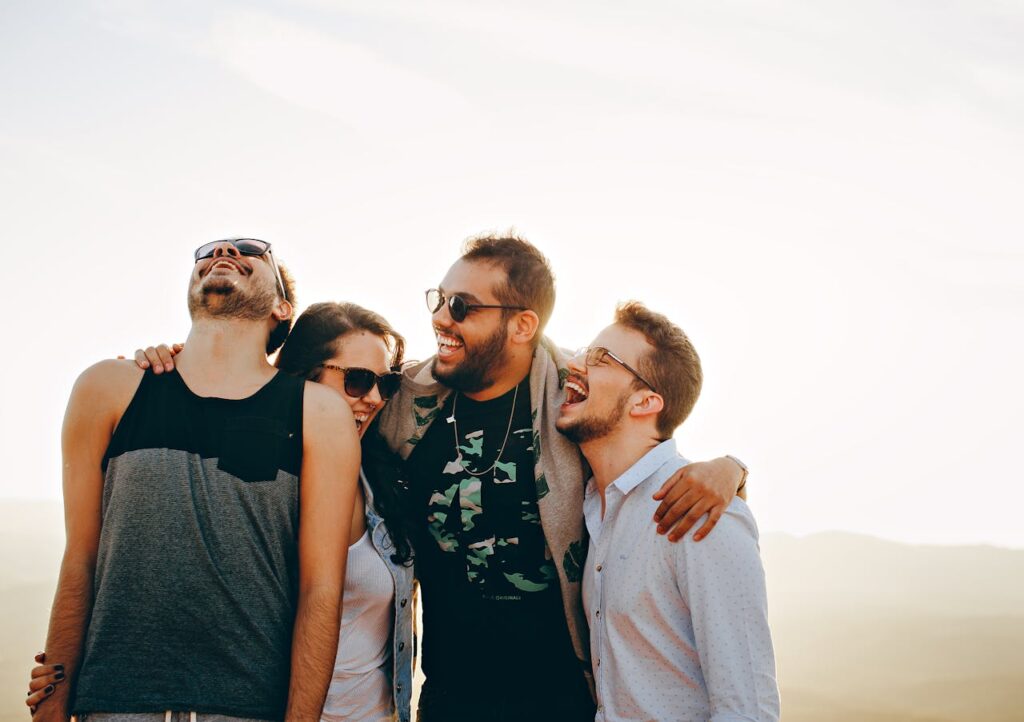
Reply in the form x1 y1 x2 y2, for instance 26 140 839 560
567 353 587 376
432 299 454 328
211 242 242 259
365 383 383 406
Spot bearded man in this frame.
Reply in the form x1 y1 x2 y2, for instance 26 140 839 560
378 235 749 722
34 239 360 722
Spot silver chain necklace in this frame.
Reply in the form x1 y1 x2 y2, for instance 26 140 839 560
448 384 520 477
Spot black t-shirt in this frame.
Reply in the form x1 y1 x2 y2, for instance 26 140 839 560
406 377 589 703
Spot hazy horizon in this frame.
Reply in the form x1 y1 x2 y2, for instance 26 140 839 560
3 499 1021 722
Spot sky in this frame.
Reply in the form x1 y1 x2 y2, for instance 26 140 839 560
1 0 1021 548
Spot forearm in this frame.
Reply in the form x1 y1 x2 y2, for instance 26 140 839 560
284 585 342 722
37 558 96 721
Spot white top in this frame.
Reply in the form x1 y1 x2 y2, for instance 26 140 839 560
321 527 396 722
582 439 780 722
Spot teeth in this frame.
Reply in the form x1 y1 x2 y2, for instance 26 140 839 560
436 332 462 348
566 381 588 398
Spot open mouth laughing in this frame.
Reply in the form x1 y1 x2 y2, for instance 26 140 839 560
352 408 376 434
563 374 589 407
435 328 464 359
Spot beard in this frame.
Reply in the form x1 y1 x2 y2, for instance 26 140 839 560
556 389 632 445
188 274 277 322
431 321 510 394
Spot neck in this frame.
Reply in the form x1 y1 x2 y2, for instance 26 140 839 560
174 317 276 391
581 426 663 496
463 346 534 402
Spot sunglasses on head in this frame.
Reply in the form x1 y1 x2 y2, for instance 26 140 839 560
425 288 527 323
193 238 288 301
573 346 658 393
318 364 402 400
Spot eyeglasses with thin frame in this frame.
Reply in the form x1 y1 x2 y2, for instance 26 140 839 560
425 288 527 323
573 346 658 394
317 364 402 400
193 238 288 301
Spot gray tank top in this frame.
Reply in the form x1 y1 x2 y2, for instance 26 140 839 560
72 369 305 720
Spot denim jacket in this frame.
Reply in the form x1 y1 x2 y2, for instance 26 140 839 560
361 469 415 722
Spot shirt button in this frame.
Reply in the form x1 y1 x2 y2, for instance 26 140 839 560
396 683 403 693
596 658 601 667
400 598 408 607
595 610 600 617
596 564 603 572
399 642 405 651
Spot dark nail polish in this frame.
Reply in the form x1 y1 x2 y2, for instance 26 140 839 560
54 665 64 672
45 685 53 694
55 672 65 680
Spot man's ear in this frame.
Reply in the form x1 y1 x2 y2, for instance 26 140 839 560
510 310 541 346
630 391 664 419
272 299 294 323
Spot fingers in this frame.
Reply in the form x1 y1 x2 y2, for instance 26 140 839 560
666 498 715 542
692 505 725 542
155 344 176 371
651 477 673 501
29 670 64 692
133 349 151 371
30 664 64 681
655 488 699 533
652 470 693 523
172 343 184 354
25 683 56 709
135 345 175 373
34 652 45 664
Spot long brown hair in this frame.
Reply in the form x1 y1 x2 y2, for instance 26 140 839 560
275 302 413 565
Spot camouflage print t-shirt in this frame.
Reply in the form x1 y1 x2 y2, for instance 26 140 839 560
407 377 587 703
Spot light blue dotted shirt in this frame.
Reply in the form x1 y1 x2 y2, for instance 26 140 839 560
582 439 780 721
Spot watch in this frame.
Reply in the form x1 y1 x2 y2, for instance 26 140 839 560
725 455 749 493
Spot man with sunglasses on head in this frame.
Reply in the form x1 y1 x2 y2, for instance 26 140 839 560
556 302 779 721
32 239 360 722
376 234 750 721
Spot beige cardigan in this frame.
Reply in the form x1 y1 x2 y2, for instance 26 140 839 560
377 337 594 696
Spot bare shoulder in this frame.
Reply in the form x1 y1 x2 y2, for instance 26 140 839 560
302 381 354 421
64 360 144 439
71 359 144 407
302 381 357 442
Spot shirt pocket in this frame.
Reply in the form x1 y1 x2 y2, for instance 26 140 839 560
217 415 288 483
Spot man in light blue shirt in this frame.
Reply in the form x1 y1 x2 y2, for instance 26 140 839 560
556 301 779 721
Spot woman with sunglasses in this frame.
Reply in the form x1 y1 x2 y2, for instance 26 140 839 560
29 301 416 722
275 301 414 722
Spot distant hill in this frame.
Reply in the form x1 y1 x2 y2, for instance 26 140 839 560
761 531 1024 722
2 502 1022 722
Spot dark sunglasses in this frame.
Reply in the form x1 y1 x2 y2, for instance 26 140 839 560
193 238 287 300
573 346 658 394
425 288 527 323
318 364 402 400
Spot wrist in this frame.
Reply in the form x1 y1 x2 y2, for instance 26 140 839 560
724 454 749 493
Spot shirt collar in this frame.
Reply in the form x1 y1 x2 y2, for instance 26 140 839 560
606 438 679 496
